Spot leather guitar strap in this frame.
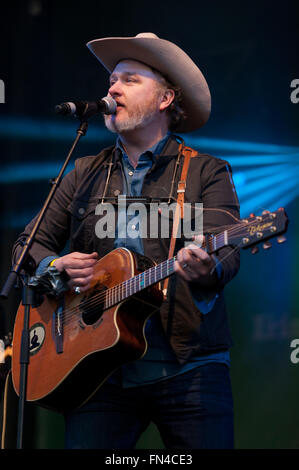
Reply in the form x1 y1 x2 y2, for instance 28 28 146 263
163 144 198 297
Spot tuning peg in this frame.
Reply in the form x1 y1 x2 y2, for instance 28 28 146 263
277 235 286 244
251 246 259 254
263 241 272 250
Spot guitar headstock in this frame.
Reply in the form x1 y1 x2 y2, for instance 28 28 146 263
229 208 289 252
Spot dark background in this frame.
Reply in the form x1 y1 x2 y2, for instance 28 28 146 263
0 0 298 449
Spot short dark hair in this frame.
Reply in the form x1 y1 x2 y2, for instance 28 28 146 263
164 80 187 132
151 68 187 132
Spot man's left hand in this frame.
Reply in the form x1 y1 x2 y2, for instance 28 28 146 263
174 236 218 286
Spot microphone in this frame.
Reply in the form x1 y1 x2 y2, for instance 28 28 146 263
55 96 117 118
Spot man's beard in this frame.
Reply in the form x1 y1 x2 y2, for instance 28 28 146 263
104 94 160 134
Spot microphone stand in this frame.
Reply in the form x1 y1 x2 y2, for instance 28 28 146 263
0 119 89 449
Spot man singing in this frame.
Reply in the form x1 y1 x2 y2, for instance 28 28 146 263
12 33 240 449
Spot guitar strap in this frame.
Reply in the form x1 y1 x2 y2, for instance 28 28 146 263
163 143 199 297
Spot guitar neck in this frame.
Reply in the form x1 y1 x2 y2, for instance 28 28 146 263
104 207 288 309
105 256 177 309
104 230 237 308
104 235 222 308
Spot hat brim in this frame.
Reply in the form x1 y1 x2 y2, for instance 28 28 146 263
86 36 211 133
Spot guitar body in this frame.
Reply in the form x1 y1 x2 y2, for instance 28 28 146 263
12 248 163 412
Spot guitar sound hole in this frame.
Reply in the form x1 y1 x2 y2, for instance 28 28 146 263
80 286 107 326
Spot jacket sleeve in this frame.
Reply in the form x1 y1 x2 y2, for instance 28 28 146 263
11 168 77 274
190 155 240 297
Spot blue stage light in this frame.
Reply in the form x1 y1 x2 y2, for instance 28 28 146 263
1 115 298 226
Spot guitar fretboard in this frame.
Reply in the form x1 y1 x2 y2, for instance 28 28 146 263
205 232 228 253
104 256 177 309
103 233 228 309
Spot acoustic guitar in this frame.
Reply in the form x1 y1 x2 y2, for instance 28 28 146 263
12 208 288 412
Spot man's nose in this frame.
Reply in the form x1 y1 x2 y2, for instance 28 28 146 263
108 80 122 97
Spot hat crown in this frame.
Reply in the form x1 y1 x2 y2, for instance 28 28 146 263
135 32 159 39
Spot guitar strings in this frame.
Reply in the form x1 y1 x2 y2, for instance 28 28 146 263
54 213 279 331
57 213 276 330
58 240 247 334
59 257 177 333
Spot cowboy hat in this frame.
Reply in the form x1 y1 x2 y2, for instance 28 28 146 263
86 32 211 133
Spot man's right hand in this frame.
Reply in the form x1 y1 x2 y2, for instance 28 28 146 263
52 252 99 293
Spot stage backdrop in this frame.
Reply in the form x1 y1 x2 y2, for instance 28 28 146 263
0 0 298 449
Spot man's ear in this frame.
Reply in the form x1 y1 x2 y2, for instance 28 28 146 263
159 88 175 112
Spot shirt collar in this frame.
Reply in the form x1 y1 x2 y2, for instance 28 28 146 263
116 132 171 163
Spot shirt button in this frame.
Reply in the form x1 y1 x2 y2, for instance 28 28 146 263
128 170 134 176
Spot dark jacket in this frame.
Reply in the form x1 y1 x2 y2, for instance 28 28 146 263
12 135 240 363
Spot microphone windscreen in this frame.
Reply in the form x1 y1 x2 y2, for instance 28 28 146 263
101 96 117 115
